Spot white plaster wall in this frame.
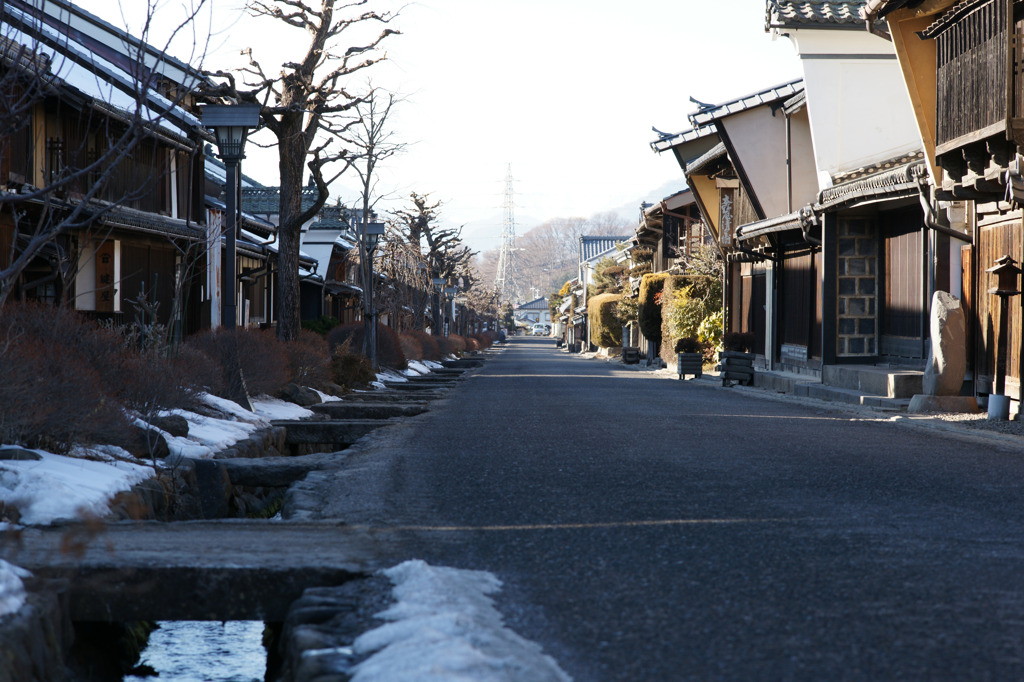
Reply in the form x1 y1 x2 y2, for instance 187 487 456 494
720 105 818 217
785 30 921 186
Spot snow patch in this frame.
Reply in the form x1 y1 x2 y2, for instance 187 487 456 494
251 396 315 421
0 559 31 618
0 449 152 524
351 560 572 682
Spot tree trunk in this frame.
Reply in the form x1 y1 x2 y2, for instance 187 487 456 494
276 115 306 342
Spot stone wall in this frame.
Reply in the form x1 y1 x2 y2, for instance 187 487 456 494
0 583 73 681
836 218 878 357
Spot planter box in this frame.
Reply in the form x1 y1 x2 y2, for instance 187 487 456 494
677 352 703 380
717 350 754 386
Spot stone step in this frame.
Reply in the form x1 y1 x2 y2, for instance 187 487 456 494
442 359 484 369
271 419 390 445
406 374 459 383
822 365 923 399
796 383 910 410
311 402 428 419
383 381 451 391
340 392 433 403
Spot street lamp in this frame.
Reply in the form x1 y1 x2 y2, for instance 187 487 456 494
444 284 458 337
202 103 260 330
361 221 385 369
431 276 445 335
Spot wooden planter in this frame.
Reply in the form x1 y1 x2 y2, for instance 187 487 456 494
718 350 754 386
677 352 703 380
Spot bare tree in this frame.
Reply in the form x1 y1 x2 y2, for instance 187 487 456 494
337 85 403 355
391 192 477 330
0 0 211 308
205 0 399 342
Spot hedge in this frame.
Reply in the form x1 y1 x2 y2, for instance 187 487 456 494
588 292 623 348
638 272 669 346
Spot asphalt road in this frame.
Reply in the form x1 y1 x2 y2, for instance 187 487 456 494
300 337 1024 680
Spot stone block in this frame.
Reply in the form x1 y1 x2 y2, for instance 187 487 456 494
922 291 968 396
908 394 979 414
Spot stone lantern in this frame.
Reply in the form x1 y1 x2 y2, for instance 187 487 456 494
986 254 1022 419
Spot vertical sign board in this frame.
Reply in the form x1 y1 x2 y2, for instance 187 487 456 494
95 240 115 313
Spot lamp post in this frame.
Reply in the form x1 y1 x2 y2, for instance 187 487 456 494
431 276 445 335
202 104 260 330
361 221 385 369
987 254 1022 419
443 284 458 337
416 262 428 330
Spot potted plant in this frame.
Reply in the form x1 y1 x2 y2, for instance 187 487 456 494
676 336 703 380
718 332 755 385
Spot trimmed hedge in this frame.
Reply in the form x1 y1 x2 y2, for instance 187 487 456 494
588 292 622 348
638 272 669 346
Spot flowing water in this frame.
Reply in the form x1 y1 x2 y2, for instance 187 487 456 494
122 620 266 682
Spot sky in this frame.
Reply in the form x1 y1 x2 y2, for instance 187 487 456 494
75 0 803 253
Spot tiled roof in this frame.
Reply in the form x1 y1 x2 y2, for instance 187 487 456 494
650 122 716 153
242 186 319 215
816 158 927 211
686 142 729 177
580 235 630 263
766 0 866 29
688 79 804 128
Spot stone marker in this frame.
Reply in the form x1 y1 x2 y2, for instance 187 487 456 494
909 291 978 414
922 290 967 396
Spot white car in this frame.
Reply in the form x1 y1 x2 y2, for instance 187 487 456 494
531 324 550 336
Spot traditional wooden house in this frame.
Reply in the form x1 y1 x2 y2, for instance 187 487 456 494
864 0 1021 404
765 0 938 376
299 202 360 325
0 0 211 335
646 2 946 403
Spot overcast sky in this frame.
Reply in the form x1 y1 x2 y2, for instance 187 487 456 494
79 0 802 252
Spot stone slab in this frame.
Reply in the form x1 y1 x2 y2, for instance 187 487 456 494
310 402 428 420
2 521 396 622
271 420 389 446
908 394 980 414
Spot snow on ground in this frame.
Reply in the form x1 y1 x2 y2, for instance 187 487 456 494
0 447 153 524
0 559 30 618
403 360 432 376
351 560 572 682
251 396 315 421
0 390 321 526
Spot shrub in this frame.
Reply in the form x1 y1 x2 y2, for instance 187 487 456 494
0 304 137 452
661 275 723 366
407 329 442 362
448 334 468 354
435 335 457 357
185 328 291 398
638 273 669 345
588 293 622 348
330 339 376 389
284 330 333 388
301 315 340 336
400 332 424 362
723 331 756 353
675 336 701 353
698 311 724 350
327 322 407 370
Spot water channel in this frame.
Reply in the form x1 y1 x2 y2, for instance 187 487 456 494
122 621 266 682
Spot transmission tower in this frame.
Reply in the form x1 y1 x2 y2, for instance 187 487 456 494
495 163 522 305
